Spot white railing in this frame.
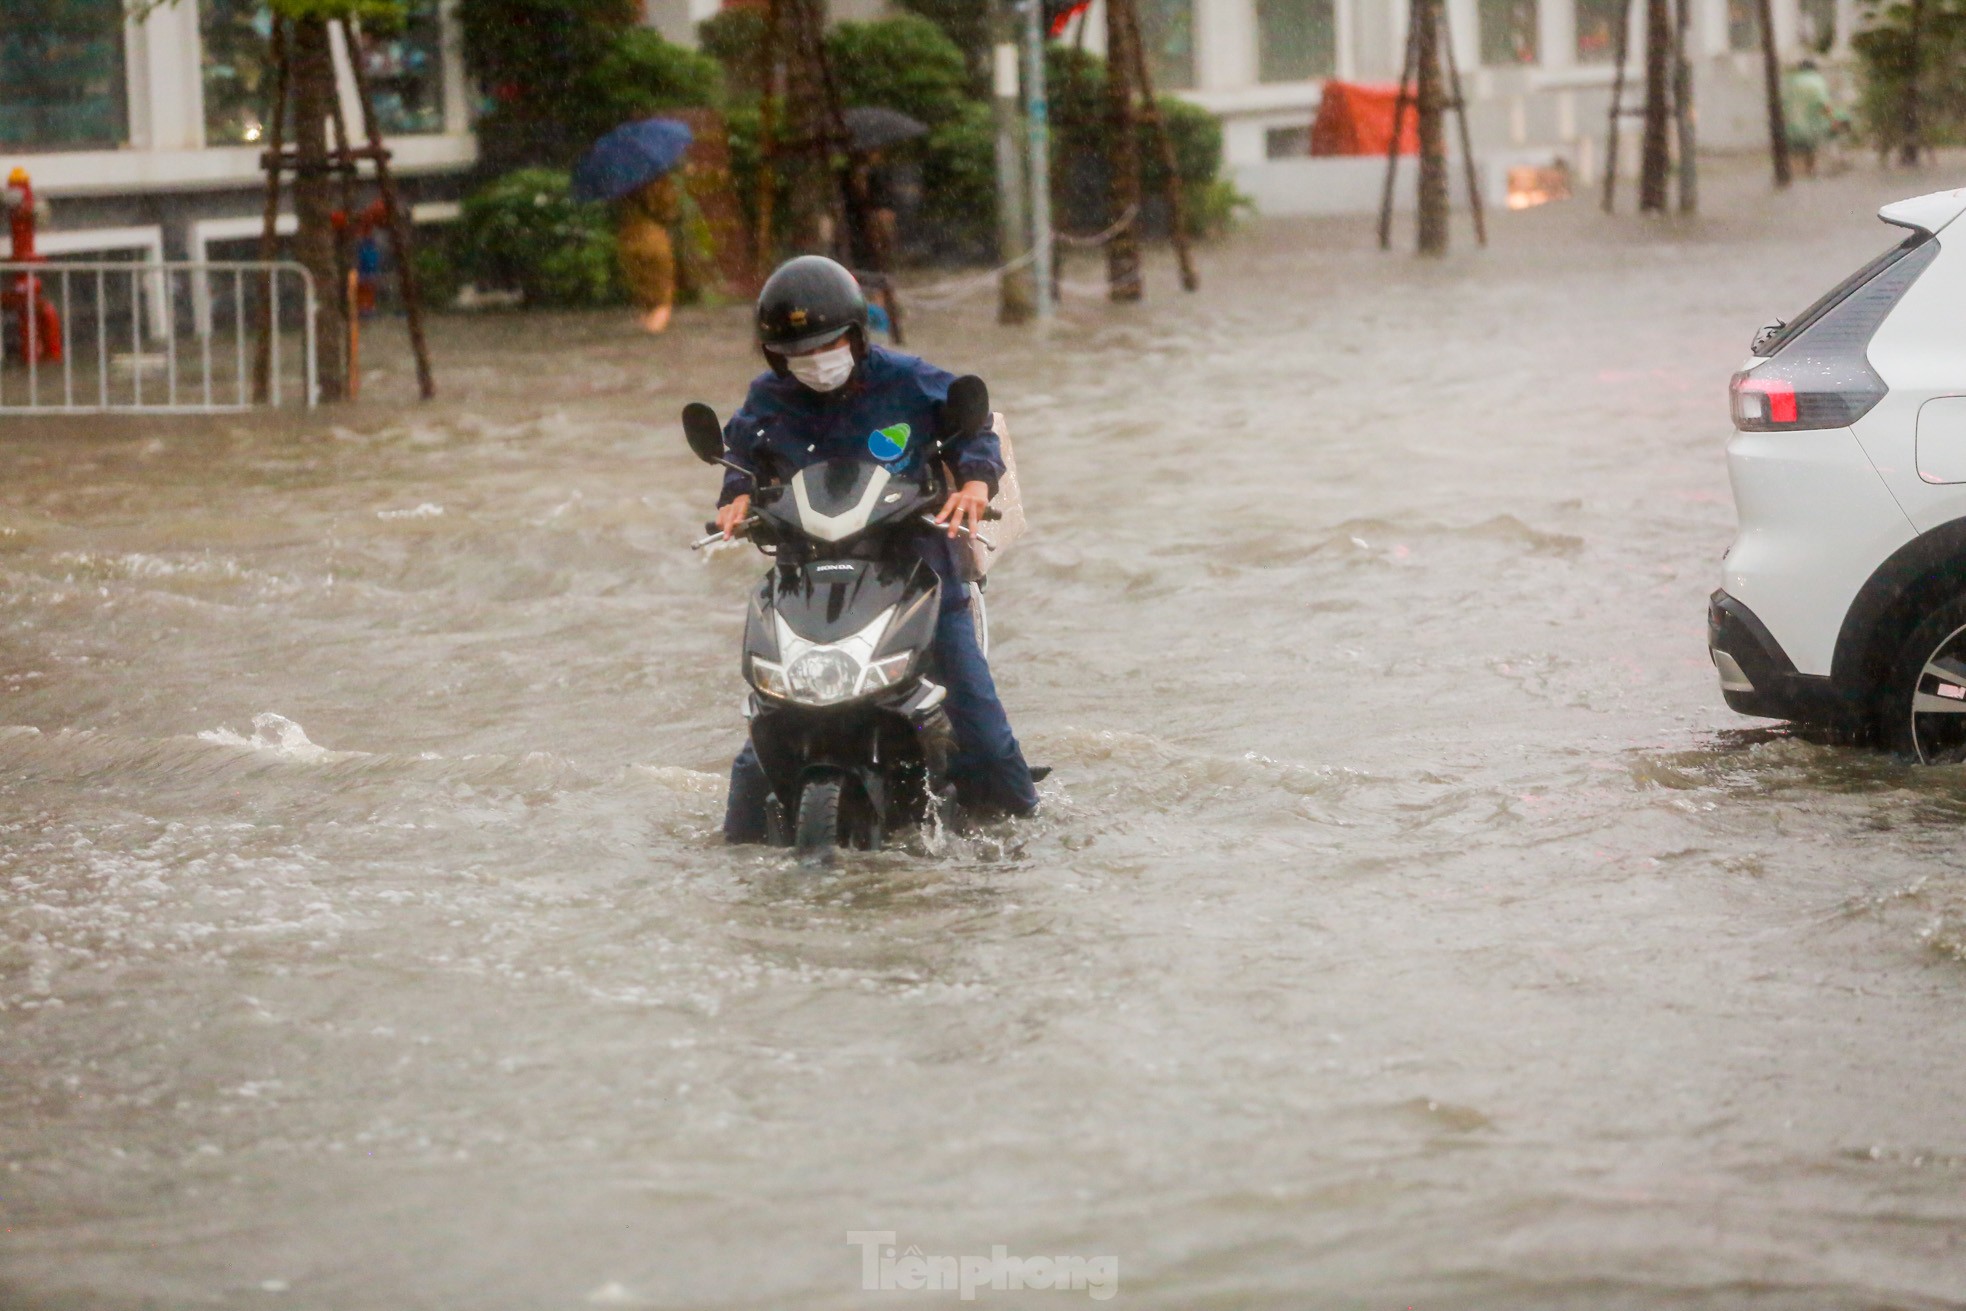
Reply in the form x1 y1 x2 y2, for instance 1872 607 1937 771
0 260 318 414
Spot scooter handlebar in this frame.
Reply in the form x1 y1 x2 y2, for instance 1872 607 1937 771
919 514 995 551
691 517 757 551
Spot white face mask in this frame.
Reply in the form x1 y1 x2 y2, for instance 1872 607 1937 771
785 341 856 393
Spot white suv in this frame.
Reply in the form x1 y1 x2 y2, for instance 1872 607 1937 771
1712 185 1966 762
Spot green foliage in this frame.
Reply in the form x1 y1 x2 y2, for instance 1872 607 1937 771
268 0 404 24
458 0 646 166
918 100 998 256
591 29 722 122
126 0 404 26
891 0 992 90
1853 0 1966 152
454 168 623 308
826 14 971 130
1044 46 1238 238
409 231 463 310
697 6 768 100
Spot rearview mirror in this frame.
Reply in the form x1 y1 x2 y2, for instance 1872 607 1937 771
682 402 724 465
938 375 990 441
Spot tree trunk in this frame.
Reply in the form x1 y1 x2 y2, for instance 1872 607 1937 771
290 17 345 400
1639 0 1672 211
1754 0 1792 187
1899 0 1925 165
1415 0 1448 256
1105 0 1142 301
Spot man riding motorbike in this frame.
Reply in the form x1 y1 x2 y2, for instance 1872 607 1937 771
714 255 1041 842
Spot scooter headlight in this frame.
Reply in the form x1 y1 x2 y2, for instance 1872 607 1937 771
758 606 918 707
858 652 913 693
785 648 862 706
748 656 789 700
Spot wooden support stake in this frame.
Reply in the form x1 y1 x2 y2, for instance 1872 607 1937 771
1674 0 1697 213
346 20 435 400
1414 0 1448 256
1115 0 1199 291
1438 0 1487 246
1104 0 1142 301
1378 11 1420 250
1602 0 1635 212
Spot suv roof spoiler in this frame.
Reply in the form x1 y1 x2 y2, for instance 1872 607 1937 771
1879 187 1966 236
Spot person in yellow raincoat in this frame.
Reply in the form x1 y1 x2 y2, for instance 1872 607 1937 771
616 172 680 334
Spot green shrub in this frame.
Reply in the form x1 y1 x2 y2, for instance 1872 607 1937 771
698 6 768 100
919 99 998 257
460 0 717 167
826 14 972 130
1044 46 1238 238
454 168 622 308
407 230 463 309
892 0 992 91
1853 0 1966 154
593 29 723 123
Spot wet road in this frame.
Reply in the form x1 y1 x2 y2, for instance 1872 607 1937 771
5 157 1966 1309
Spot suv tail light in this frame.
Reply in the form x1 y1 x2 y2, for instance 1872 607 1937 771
1730 234 1939 432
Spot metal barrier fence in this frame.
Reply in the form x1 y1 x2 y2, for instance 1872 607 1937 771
0 260 318 414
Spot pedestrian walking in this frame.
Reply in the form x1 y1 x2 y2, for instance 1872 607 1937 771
617 173 680 335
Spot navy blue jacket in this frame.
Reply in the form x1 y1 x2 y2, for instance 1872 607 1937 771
717 346 1005 591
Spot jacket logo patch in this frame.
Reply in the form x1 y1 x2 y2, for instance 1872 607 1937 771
868 423 911 462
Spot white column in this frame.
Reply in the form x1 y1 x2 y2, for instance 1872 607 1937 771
1770 0 1799 54
1195 0 1251 91
442 0 471 135
1446 0 1479 73
123 10 152 150
1697 0 1728 56
1334 0 1357 77
128 0 205 152
1541 0 1576 68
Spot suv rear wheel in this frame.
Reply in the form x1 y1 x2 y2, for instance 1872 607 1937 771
1879 594 1966 763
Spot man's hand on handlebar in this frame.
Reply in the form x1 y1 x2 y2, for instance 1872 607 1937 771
933 480 991 539
716 494 752 539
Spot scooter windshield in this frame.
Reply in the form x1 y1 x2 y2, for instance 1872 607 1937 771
773 458 927 545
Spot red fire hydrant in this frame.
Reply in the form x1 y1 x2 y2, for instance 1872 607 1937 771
4 167 63 366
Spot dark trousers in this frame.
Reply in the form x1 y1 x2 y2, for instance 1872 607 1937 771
723 601 1039 843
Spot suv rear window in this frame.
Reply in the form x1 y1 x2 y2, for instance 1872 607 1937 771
1762 230 1935 357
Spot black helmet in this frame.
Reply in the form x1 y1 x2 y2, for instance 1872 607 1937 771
756 255 868 355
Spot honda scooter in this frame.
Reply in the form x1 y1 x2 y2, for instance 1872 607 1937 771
682 377 997 857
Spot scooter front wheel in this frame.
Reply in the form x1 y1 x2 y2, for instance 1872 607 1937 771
794 771 844 859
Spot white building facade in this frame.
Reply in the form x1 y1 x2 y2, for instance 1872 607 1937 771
1090 0 1850 214
1 0 1848 263
2 0 474 264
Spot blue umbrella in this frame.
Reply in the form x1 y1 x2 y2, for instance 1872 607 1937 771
571 118 694 203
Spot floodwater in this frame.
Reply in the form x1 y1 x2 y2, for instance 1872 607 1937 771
6 157 1966 1310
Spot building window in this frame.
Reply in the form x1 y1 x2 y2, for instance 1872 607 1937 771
203 0 446 144
0 0 128 150
1574 0 1621 62
1727 0 1760 50
1135 0 1195 92
363 0 446 135
202 0 276 145
1265 124 1310 158
1480 0 1538 65
1256 0 1336 83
